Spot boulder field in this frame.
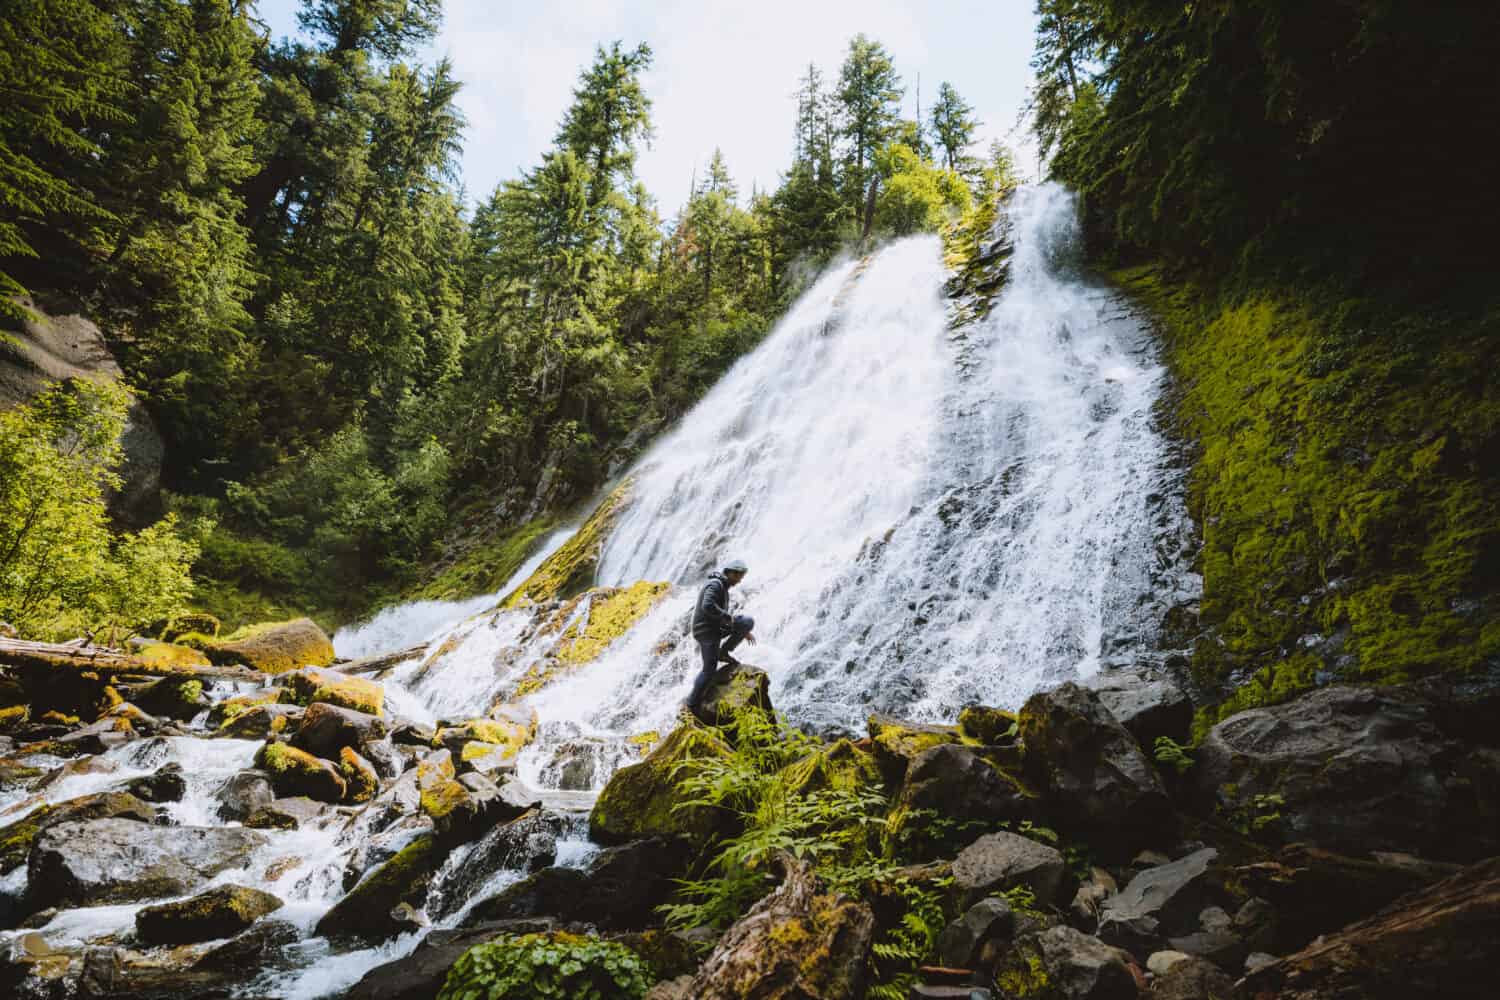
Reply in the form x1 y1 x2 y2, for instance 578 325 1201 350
2 626 1497 999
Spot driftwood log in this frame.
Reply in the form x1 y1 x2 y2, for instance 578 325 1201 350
0 636 264 682
339 644 426 676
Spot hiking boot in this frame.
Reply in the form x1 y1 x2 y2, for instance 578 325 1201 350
717 651 740 666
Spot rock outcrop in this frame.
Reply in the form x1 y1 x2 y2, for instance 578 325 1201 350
135 884 284 945
1193 683 1500 860
590 720 733 846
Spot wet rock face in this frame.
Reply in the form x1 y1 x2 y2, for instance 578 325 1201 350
255 740 347 803
1018 682 1171 851
26 819 269 910
135 884 284 945
126 762 187 803
463 836 690 930
1089 668 1192 747
686 855 874 1000
0 791 156 874
429 808 561 921
895 743 1037 828
952 831 1067 908
214 769 276 822
274 665 383 715
1193 684 1500 861
315 833 442 944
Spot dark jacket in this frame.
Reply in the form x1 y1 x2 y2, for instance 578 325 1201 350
691 572 735 640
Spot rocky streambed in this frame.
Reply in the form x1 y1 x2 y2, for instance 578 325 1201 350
3 611 1499 1000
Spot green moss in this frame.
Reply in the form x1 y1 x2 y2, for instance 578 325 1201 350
209 689 284 727
1115 264 1500 724
503 480 633 608
995 952 1053 998
589 721 733 846
405 509 563 604
339 746 379 803
203 618 336 675
314 833 441 942
0 704 27 730
459 739 502 762
507 581 671 698
957 705 1017 745
136 642 212 670
255 740 346 801
277 666 383 715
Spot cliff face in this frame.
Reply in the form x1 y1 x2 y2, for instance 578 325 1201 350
2 295 164 524
1113 266 1500 732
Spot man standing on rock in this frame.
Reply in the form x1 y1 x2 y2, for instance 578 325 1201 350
685 558 756 714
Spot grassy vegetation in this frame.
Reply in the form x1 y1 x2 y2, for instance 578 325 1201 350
1113 265 1500 736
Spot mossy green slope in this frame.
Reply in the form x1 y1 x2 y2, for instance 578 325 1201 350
1115 266 1500 734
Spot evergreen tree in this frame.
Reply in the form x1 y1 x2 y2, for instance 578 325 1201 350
928 81 979 170
834 35 903 229
0 0 129 317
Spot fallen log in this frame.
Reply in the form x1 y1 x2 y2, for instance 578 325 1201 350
0 636 264 682
339 644 427 676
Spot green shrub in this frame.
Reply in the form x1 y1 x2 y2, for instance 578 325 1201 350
437 932 651 1000
0 379 197 640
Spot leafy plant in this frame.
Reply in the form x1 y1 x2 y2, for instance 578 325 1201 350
437 932 651 1000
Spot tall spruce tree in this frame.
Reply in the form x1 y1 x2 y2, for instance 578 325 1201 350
834 35 903 233
928 81 979 171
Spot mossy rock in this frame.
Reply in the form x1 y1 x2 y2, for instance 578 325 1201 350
135 883 283 945
136 642 213 671
340 746 380 804
776 738 883 802
867 713 961 784
694 663 774 729
274 666 384 716
0 791 155 874
133 675 208 722
958 704 1018 745
0 704 27 731
416 748 466 820
438 710 535 766
502 480 633 608
255 741 347 803
314 833 442 943
217 703 303 739
202 618 335 675
508 581 672 699
590 720 733 847
209 688 285 728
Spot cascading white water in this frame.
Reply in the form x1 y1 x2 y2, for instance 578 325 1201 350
373 183 1196 748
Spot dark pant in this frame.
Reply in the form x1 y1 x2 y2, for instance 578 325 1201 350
686 615 754 710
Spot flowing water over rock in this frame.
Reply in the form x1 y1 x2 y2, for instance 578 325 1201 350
0 185 1198 997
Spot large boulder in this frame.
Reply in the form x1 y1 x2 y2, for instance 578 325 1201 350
1243 855 1500 999
314 833 443 944
214 769 276 822
693 663 774 728
937 897 1015 968
255 740 347 802
217 703 303 740
1097 848 1220 954
274 665 384 716
125 762 187 803
0 791 155 873
866 714 961 785
996 926 1138 1000
886 744 1038 858
685 854 874 1000
201 618 335 675
1089 668 1192 747
135 884 284 945
291 702 387 759
463 837 690 930
590 721 733 846
428 809 561 921
26 819 268 910
1192 684 1500 861
951 831 1067 908
1019 682 1170 849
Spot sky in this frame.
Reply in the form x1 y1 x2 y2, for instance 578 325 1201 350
255 0 1042 215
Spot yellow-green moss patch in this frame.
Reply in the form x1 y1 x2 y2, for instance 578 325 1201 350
502 480 633 608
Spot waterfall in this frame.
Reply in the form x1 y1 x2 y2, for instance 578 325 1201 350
0 183 1195 998
371 180 1197 757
